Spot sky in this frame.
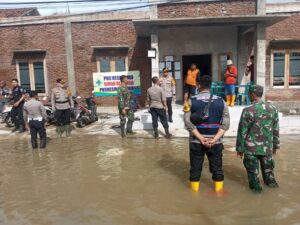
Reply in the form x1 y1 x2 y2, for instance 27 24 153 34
0 0 297 16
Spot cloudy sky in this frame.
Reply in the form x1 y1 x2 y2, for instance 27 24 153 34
0 0 297 15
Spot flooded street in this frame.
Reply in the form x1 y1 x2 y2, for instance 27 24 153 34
0 135 299 225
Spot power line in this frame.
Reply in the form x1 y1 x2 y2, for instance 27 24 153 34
0 0 144 5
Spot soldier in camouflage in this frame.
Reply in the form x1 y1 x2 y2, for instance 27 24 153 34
236 84 280 193
117 75 135 138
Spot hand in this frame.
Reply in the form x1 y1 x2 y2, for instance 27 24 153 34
237 152 244 159
164 106 168 112
13 102 19 107
206 138 217 148
122 108 129 115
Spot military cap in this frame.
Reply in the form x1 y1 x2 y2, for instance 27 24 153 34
249 84 264 96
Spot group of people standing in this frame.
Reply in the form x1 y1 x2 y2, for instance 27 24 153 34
0 78 74 149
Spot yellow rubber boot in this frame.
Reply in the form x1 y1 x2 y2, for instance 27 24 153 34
183 102 190 112
230 96 236 107
226 96 231 106
190 181 200 192
214 181 224 192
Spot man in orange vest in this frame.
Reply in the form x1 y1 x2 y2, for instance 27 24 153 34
184 64 200 108
224 60 238 107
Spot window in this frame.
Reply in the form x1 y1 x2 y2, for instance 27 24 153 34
272 50 300 88
17 61 47 93
98 56 127 72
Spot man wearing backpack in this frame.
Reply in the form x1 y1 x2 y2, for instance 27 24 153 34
184 75 230 193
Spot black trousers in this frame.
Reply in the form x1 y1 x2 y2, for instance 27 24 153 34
55 109 71 126
150 107 169 129
189 142 224 182
29 120 46 148
11 103 24 128
166 97 173 120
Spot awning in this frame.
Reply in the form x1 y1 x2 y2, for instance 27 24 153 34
11 49 46 53
133 15 288 36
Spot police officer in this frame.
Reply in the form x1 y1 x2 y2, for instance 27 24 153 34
23 91 47 149
51 78 74 137
147 76 171 139
11 79 26 133
184 75 230 192
117 75 135 138
236 85 280 193
159 67 176 123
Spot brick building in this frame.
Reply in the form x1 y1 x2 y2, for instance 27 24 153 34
0 0 299 108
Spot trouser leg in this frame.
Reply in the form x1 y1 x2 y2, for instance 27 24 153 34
63 109 72 136
157 108 169 129
126 110 134 133
206 144 224 181
260 155 278 187
29 121 38 149
243 154 262 192
38 121 47 148
119 111 127 138
11 107 19 129
17 104 25 131
150 108 159 129
166 97 173 122
189 143 206 181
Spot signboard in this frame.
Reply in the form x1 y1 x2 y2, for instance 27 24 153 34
93 71 141 97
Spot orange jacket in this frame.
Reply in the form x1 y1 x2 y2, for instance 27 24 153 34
185 69 200 86
225 65 238 85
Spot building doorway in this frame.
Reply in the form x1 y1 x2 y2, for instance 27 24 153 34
182 54 212 80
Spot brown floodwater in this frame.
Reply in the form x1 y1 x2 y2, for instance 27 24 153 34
0 135 299 225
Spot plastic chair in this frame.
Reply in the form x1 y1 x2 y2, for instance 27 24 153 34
235 83 251 105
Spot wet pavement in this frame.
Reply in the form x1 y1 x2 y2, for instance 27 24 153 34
0 133 300 225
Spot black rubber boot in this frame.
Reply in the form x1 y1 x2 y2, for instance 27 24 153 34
164 128 172 139
121 124 126 138
40 138 46 149
169 114 173 123
126 121 135 134
18 125 26 133
154 128 159 139
12 126 19 133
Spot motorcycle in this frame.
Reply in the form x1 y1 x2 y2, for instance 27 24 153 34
0 105 14 127
76 96 98 128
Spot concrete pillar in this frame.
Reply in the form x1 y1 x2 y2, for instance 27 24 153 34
237 27 250 85
151 30 159 79
256 0 266 15
64 21 76 95
254 23 266 97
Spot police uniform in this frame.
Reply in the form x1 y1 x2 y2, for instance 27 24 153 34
159 75 176 122
236 85 280 193
184 91 230 191
23 98 47 149
51 86 74 136
11 85 26 132
117 84 134 138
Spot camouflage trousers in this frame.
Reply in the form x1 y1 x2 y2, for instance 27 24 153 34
243 154 278 191
119 109 134 136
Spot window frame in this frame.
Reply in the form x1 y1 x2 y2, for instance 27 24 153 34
16 59 48 95
271 49 300 89
96 56 128 73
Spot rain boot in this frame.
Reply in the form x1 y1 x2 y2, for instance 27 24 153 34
226 96 231 106
56 126 63 137
230 96 236 107
65 125 72 137
164 128 172 139
190 181 200 192
154 128 159 139
169 114 173 123
40 138 46 149
31 139 38 149
214 181 224 192
126 121 136 135
183 102 190 112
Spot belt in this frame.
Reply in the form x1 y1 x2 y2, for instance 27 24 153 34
28 117 43 122
55 100 69 104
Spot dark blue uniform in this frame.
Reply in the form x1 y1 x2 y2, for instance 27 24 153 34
11 86 26 131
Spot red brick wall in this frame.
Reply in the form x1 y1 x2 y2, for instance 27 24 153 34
0 23 67 93
266 13 300 101
157 0 256 18
71 21 151 106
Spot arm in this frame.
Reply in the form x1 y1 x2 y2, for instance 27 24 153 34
14 94 25 107
117 88 125 110
23 105 28 125
273 109 280 152
51 91 55 110
184 110 207 145
69 95 74 108
171 78 176 96
236 108 250 156
162 90 167 110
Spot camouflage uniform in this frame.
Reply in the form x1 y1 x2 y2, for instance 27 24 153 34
236 89 280 192
117 84 134 137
